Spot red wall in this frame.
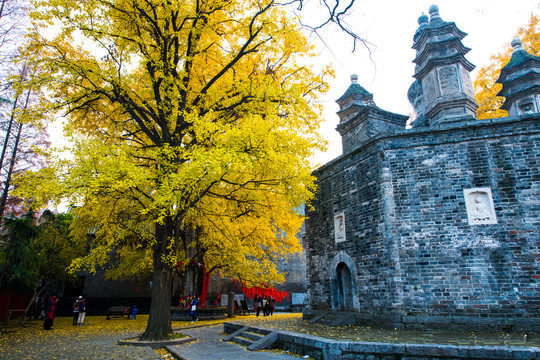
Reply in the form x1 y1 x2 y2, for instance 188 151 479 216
0 290 29 320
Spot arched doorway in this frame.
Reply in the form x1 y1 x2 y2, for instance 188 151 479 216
330 252 359 311
335 262 353 310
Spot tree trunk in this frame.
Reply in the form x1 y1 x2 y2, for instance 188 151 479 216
23 285 46 320
0 88 29 221
0 97 19 189
0 90 29 290
180 225 204 298
182 265 203 297
0 120 22 221
140 218 174 341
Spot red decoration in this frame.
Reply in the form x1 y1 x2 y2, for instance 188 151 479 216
175 261 209 308
200 263 210 308
241 284 289 303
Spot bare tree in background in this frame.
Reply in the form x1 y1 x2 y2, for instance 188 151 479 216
0 0 49 220
293 0 369 52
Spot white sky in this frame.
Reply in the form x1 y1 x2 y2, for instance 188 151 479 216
312 0 540 165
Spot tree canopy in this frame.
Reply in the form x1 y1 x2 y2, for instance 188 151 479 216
474 14 540 119
18 0 334 339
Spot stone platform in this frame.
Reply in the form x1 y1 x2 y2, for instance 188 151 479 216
170 306 227 321
224 322 540 360
304 309 540 333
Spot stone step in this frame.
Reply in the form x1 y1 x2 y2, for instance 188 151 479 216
230 335 254 347
240 331 264 342
311 311 357 327
224 328 278 351
222 326 249 342
307 311 330 324
247 332 278 351
329 313 356 327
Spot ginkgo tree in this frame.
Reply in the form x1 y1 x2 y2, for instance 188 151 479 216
18 0 339 340
474 14 540 119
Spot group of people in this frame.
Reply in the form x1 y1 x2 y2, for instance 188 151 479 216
43 294 83 330
72 296 87 326
254 295 275 317
41 291 274 331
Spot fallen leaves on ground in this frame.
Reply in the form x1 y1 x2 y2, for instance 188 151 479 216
228 313 540 347
0 312 538 360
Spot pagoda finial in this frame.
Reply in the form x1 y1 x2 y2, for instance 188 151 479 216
350 74 358 83
429 4 441 23
511 38 524 53
418 12 428 25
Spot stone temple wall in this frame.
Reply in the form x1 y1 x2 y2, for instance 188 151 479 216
388 117 540 320
305 114 540 329
306 138 390 311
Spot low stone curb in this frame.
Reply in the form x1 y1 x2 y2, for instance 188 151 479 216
118 335 196 349
224 322 540 360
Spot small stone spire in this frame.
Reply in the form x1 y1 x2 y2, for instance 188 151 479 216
335 73 408 154
413 13 429 43
429 4 439 17
335 74 373 124
497 37 540 116
429 4 442 24
511 37 524 53
411 4 477 125
419 12 429 25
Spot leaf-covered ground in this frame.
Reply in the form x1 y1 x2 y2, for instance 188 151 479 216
0 313 538 359
238 313 540 347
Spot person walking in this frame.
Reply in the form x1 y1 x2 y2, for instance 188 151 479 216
190 298 198 322
267 296 275 316
43 294 58 330
72 298 80 325
131 305 138 319
255 295 262 317
263 296 268 316
77 296 86 325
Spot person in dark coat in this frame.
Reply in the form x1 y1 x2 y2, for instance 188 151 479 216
131 305 138 319
72 298 80 325
43 294 58 330
267 296 275 316
77 296 86 325
255 295 263 317
263 296 269 316
190 298 198 322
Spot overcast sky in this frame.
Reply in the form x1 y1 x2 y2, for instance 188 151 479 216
312 0 540 164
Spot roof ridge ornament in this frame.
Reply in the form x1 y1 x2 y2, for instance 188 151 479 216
418 12 428 25
511 37 524 53
429 4 441 23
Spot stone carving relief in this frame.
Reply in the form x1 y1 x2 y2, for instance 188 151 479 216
464 188 497 225
334 212 346 243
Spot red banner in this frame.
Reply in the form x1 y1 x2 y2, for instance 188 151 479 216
240 283 289 303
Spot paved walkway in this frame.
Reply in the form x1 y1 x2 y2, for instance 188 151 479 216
0 328 161 360
168 324 303 360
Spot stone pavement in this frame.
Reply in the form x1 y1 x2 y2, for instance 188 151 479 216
0 328 161 360
168 324 303 360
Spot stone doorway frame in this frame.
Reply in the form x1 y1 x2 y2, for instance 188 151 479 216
330 252 360 311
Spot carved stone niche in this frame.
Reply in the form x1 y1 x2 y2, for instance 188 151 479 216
334 212 346 243
464 188 497 225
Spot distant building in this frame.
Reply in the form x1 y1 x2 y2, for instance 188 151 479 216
305 5 540 331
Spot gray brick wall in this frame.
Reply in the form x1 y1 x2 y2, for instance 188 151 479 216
306 114 540 326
